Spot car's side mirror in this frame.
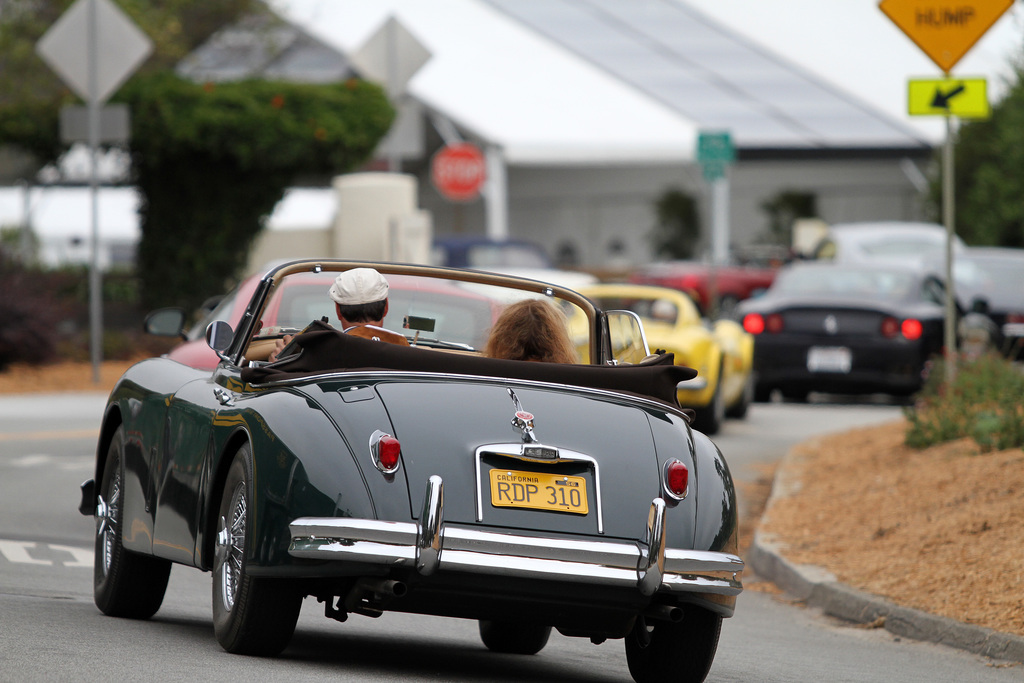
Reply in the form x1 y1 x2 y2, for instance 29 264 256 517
144 307 186 339
205 320 234 361
606 310 651 365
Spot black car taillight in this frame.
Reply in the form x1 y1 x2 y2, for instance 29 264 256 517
742 313 765 335
901 318 923 340
881 316 900 338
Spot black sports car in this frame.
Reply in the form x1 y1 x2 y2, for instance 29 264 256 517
79 260 743 683
736 262 949 401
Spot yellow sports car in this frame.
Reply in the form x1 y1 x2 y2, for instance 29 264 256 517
578 283 755 434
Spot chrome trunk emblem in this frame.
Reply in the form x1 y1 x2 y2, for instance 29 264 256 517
823 314 839 335
506 388 538 443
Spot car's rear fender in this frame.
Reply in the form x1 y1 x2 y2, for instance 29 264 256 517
690 430 739 555
208 382 403 571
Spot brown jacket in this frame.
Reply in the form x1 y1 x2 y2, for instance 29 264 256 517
345 324 409 346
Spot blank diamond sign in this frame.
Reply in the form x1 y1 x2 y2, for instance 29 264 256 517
36 0 153 104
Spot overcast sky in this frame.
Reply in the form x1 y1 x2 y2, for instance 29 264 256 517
681 0 1024 143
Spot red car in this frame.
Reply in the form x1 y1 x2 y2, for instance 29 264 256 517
630 261 777 316
148 269 503 369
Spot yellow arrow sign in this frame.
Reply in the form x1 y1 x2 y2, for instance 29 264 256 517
879 0 1013 73
908 77 990 117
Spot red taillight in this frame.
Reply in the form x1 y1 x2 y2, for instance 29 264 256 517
371 432 402 473
766 313 784 333
664 459 689 500
743 313 765 335
901 318 923 340
881 316 900 338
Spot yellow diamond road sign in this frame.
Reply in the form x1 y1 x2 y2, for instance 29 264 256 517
908 77 990 117
879 0 1013 73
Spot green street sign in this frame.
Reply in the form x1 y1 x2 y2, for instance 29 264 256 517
697 131 734 162
698 131 734 181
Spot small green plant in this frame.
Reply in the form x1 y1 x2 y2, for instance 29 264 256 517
904 352 1024 452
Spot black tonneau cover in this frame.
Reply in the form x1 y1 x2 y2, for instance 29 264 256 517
241 320 696 407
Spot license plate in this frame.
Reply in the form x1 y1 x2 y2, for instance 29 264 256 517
807 346 851 373
489 469 588 515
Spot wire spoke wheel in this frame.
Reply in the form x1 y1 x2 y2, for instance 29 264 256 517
212 444 301 656
93 426 171 619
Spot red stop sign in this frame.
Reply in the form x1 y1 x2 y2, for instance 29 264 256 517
431 143 486 202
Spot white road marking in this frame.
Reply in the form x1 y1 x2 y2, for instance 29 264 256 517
11 454 53 467
4 454 93 471
49 543 94 568
0 539 93 568
0 540 52 566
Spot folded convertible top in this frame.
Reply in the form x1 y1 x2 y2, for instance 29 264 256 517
241 320 696 408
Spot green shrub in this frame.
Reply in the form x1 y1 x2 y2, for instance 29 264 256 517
904 353 1024 451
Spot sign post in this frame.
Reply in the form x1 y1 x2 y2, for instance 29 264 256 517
879 0 1012 385
37 0 152 383
697 131 735 318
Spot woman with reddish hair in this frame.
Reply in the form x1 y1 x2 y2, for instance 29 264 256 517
483 298 578 364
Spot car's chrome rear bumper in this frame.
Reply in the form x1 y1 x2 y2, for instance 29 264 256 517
288 475 743 597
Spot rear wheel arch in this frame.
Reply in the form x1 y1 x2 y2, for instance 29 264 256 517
93 409 124 502
202 428 253 570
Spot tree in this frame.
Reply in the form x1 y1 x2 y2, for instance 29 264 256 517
932 64 1024 247
118 73 392 311
650 188 701 259
760 190 816 246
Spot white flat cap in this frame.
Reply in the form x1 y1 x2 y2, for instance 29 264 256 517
328 268 389 305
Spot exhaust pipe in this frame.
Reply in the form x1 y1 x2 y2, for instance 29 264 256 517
643 604 683 622
343 578 408 618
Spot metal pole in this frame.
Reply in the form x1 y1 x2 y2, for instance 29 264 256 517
484 145 508 241
19 180 32 262
88 0 103 384
942 114 957 386
708 172 730 318
386 18 400 173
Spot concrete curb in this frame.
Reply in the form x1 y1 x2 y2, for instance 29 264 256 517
747 449 1024 665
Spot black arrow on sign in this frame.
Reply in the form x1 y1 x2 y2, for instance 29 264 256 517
931 84 966 109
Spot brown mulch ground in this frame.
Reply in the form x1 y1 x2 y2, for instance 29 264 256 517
3 360 1021 639
756 420 1024 639
0 359 140 395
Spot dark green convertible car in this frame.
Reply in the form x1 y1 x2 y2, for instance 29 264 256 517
79 259 743 683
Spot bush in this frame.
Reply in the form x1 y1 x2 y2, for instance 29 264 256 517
904 352 1024 451
0 257 71 370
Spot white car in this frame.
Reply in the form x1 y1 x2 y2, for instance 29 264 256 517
813 221 965 268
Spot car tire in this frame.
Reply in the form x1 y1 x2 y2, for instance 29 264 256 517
94 426 172 619
692 365 724 435
212 444 302 656
725 371 753 419
781 388 809 403
624 606 722 683
478 620 552 654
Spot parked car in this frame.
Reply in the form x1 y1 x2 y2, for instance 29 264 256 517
735 262 950 401
83 259 743 682
578 283 754 434
944 246 1024 359
811 221 966 267
629 261 777 317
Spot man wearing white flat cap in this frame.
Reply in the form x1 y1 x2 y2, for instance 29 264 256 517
270 267 408 360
